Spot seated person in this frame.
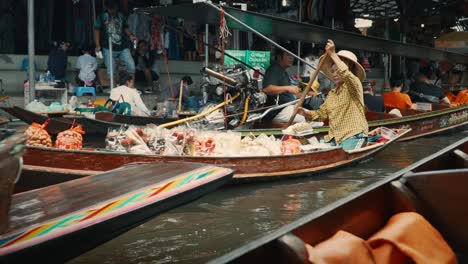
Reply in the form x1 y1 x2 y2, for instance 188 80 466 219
263 43 323 123
75 45 98 86
47 41 70 81
296 40 369 151
409 67 450 105
363 81 385 112
162 76 193 103
110 71 151 116
383 73 414 111
133 40 159 92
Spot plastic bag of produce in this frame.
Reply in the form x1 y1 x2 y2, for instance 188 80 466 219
145 125 170 155
212 131 241 156
195 131 216 156
281 136 302 155
164 128 196 156
239 134 282 156
106 126 127 152
56 122 85 150
122 126 152 154
24 119 53 147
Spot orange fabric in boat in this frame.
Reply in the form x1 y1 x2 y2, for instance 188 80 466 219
455 90 468 105
368 212 457 264
306 231 375 264
306 212 457 264
445 91 457 103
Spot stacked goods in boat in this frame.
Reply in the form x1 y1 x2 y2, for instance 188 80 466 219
21 124 411 184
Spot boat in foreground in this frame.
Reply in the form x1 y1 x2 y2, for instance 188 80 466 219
0 162 233 263
0 131 24 233
20 129 411 187
209 136 468 263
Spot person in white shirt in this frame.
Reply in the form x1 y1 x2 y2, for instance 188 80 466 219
110 71 151 116
75 46 98 86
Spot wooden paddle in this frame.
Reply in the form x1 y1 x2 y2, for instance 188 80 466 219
0 96 10 103
178 80 184 112
287 54 328 126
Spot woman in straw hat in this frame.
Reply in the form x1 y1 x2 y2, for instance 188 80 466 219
296 39 368 151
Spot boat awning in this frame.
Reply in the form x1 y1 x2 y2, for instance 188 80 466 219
136 3 468 64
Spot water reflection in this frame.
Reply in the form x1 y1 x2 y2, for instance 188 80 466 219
69 133 466 264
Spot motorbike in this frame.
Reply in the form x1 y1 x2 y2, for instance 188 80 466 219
197 64 268 129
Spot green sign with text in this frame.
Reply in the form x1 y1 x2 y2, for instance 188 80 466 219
224 50 270 70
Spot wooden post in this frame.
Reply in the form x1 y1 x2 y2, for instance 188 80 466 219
178 80 184 112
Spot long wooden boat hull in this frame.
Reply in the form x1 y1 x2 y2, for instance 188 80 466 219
0 107 120 136
20 129 410 186
3 104 466 143
0 106 71 134
209 137 468 263
0 131 25 233
0 162 233 263
248 104 468 141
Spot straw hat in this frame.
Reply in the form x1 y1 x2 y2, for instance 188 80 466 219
319 50 366 82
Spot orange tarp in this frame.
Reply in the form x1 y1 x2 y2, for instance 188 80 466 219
306 212 457 264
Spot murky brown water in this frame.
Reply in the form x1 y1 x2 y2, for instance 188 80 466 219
14 125 462 263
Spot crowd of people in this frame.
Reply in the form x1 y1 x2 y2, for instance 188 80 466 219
45 0 195 97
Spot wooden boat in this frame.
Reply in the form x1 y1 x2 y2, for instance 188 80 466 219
4 102 465 143
251 104 468 141
20 129 411 186
0 131 25 233
95 111 177 126
0 106 120 135
0 162 234 263
208 136 468 263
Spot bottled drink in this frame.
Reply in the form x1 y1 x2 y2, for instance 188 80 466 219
46 71 51 83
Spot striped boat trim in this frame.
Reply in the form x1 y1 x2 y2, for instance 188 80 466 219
0 166 231 255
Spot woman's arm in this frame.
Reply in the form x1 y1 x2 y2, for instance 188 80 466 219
263 85 300 96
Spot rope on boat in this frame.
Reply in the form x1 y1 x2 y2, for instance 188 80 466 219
239 95 250 126
159 93 241 128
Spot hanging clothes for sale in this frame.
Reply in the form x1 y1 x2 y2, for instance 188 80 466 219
167 17 180 60
74 17 86 48
128 12 151 43
151 16 164 53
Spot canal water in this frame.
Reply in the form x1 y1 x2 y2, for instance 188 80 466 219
67 132 466 264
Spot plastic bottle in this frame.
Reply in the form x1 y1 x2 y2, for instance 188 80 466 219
46 71 51 83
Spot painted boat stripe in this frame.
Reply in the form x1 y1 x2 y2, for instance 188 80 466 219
0 233 23 248
36 215 84 237
195 171 212 180
79 201 117 222
148 181 173 197
176 174 195 187
114 193 145 209
0 226 42 248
